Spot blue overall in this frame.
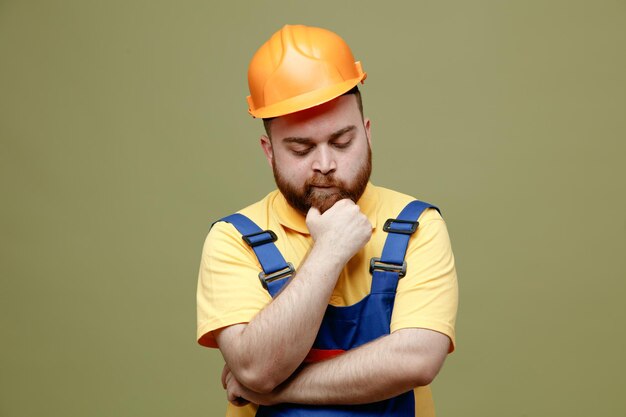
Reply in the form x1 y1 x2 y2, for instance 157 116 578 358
217 200 438 417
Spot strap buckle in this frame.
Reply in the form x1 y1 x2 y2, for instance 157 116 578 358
369 257 407 278
242 230 277 247
383 218 418 235
259 262 295 289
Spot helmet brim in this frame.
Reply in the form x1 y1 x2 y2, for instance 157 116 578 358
248 74 366 119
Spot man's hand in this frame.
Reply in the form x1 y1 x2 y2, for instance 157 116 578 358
222 364 277 407
306 199 372 265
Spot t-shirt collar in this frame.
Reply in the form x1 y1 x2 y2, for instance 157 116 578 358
272 182 378 234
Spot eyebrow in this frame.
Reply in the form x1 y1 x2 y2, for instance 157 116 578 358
282 125 357 144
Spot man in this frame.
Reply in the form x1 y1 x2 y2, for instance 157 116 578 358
197 25 458 416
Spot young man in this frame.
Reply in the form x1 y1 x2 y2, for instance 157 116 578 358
197 25 458 417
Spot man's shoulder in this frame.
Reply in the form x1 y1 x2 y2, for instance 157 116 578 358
373 184 416 205
237 190 279 224
209 190 279 237
371 184 443 223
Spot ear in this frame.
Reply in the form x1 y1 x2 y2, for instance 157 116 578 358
260 135 274 168
364 117 372 147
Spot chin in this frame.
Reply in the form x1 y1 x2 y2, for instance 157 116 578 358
311 193 344 214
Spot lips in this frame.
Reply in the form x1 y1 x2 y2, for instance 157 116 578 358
309 185 339 193
308 180 337 188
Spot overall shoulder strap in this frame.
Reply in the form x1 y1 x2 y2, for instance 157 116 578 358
370 200 440 293
214 213 293 297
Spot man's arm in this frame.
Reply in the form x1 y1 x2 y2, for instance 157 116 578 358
224 327 450 406
214 200 372 393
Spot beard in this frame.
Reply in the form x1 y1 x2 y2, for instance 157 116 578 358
273 146 372 215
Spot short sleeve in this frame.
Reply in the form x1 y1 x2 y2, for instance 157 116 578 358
390 208 458 352
196 221 272 348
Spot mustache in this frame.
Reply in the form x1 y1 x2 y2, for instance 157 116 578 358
306 175 341 188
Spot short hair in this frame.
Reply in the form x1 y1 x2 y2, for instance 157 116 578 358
263 86 363 139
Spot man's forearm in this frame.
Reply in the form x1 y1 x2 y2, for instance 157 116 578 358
216 243 344 392
270 328 450 405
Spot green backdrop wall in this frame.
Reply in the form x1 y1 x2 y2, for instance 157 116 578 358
1 1 624 416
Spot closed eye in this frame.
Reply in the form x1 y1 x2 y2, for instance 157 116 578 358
332 140 352 149
331 133 354 149
291 147 313 156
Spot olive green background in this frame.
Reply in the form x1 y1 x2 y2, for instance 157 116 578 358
1 1 625 416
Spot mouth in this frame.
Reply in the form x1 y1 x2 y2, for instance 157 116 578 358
309 180 337 188
309 184 338 191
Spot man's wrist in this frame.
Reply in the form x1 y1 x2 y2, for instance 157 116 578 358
308 242 350 274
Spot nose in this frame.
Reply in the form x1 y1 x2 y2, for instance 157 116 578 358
311 146 336 174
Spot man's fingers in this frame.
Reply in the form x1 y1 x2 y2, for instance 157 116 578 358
227 391 248 406
306 206 321 221
225 377 251 407
225 372 233 388
231 396 251 407
221 364 230 389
